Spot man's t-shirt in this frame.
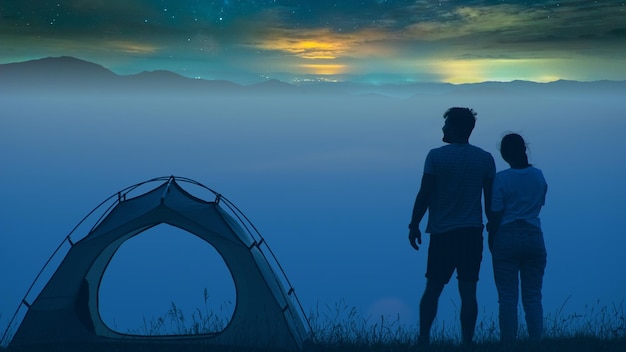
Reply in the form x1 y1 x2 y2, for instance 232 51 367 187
424 143 495 234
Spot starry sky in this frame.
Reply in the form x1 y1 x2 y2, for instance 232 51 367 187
1 0 625 83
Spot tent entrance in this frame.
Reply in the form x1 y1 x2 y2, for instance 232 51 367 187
98 223 236 336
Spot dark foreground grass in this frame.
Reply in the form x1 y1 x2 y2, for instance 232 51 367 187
3 300 625 352
3 336 626 352
305 336 626 352
302 300 626 352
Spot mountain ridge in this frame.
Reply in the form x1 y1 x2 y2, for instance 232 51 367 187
1 56 624 97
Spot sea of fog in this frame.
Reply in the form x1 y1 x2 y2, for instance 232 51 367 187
1 89 625 340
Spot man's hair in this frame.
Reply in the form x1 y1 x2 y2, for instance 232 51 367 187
443 107 476 138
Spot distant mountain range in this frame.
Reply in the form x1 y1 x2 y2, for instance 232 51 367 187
1 56 624 98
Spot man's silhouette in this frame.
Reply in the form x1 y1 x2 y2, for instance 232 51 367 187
408 107 495 346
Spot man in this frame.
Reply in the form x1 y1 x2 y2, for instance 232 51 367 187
408 107 495 346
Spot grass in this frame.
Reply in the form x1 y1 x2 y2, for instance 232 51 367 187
123 288 233 336
2 299 625 351
302 299 626 351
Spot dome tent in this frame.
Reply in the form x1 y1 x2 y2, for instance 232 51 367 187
3 176 309 351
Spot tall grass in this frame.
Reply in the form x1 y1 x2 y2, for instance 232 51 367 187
544 299 626 340
124 297 625 351
306 300 414 349
302 299 626 351
3 299 625 351
125 288 233 336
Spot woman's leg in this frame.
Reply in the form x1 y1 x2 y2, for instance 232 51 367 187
520 226 547 342
492 224 521 343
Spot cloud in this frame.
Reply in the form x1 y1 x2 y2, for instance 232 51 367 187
240 2 624 63
251 28 349 59
248 26 396 60
1 0 623 82
106 41 159 54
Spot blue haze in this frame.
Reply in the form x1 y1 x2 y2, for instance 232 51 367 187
1 88 625 339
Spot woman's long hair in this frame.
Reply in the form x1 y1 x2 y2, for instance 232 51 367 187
499 133 530 168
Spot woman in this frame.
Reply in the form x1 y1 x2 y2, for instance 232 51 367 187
488 133 548 343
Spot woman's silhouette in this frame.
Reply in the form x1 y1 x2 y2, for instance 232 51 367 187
488 133 548 343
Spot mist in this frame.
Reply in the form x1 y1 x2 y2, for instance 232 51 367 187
1 86 624 338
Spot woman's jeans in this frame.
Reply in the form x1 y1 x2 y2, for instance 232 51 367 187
492 220 547 342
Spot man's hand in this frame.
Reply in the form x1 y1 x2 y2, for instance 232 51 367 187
408 227 422 251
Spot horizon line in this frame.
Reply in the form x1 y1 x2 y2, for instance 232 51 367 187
2 55 625 87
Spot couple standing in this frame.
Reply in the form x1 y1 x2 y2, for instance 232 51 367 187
408 107 548 346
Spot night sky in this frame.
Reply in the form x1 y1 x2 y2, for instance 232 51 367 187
1 0 624 83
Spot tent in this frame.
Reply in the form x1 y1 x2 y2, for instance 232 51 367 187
4 176 309 351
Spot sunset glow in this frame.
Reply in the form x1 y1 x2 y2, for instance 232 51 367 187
299 63 347 75
0 1 623 83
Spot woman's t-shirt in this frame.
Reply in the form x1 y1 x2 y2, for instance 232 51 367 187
491 166 547 228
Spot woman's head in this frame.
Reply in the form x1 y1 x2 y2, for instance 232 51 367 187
499 133 530 168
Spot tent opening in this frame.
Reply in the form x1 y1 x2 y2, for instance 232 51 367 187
98 223 236 336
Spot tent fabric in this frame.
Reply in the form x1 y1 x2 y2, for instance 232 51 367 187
9 178 307 351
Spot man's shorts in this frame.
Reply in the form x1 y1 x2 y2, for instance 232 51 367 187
426 227 483 284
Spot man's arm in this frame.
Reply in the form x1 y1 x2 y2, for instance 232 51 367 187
483 176 500 252
483 176 494 224
487 210 503 252
408 173 435 251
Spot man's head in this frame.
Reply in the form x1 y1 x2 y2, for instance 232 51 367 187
442 107 476 143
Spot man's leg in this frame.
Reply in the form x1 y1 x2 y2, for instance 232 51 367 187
455 227 483 345
458 280 478 345
419 279 445 345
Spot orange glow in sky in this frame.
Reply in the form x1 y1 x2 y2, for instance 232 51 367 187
299 63 347 75
432 59 569 84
